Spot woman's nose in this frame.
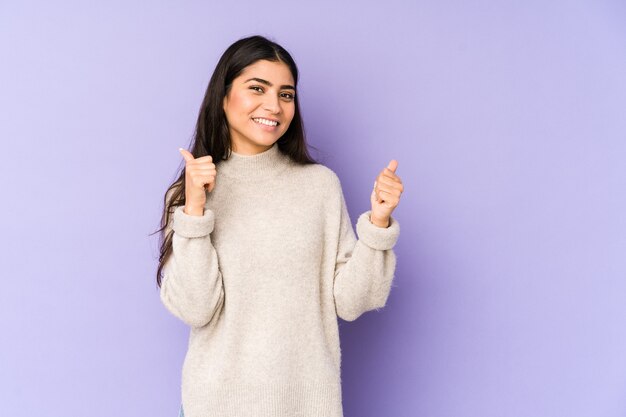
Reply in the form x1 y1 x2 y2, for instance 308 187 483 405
262 94 281 113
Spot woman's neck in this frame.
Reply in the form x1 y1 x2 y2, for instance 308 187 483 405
217 142 291 181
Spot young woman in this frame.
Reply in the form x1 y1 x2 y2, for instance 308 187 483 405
156 35 404 417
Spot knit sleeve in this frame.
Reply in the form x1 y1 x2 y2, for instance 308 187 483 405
331 174 400 322
160 204 225 328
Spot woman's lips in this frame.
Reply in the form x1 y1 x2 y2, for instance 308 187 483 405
251 118 279 131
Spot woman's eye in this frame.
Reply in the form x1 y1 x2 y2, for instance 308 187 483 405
281 92 295 100
250 86 264 93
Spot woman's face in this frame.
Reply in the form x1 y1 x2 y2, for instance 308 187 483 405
223 59 296 154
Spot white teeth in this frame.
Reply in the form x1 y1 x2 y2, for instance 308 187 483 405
253 117 278 127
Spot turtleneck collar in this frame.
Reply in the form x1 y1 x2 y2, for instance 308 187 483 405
217 142 292 181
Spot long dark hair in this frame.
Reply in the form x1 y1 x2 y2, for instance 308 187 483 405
153 35 318 288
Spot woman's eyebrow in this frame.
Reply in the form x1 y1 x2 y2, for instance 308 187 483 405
244 77 295 91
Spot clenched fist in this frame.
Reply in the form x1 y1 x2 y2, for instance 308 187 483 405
178 148 217 216
370 159 403 228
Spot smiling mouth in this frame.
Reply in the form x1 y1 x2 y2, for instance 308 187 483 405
252 117 280 127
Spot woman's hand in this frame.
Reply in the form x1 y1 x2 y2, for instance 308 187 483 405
370 160 403 227
179 148 216 215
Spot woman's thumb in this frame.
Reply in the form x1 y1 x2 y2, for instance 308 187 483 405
178 148 194 162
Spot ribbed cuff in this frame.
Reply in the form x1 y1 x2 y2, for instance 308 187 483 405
356 210 400 250
172 205 215 238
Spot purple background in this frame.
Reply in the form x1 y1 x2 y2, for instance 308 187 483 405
1 1 625 416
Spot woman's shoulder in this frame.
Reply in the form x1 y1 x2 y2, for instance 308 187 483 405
293 162 342 188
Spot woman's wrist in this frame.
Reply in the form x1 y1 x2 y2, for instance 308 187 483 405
184 205 204 216
369 213 390 228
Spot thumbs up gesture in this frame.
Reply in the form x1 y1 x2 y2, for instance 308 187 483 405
370 160 403 227
178 148 217 215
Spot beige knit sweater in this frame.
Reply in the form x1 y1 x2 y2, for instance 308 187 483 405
160 142 400 417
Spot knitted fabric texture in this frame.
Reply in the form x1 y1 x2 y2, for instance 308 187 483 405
160 142 400 417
